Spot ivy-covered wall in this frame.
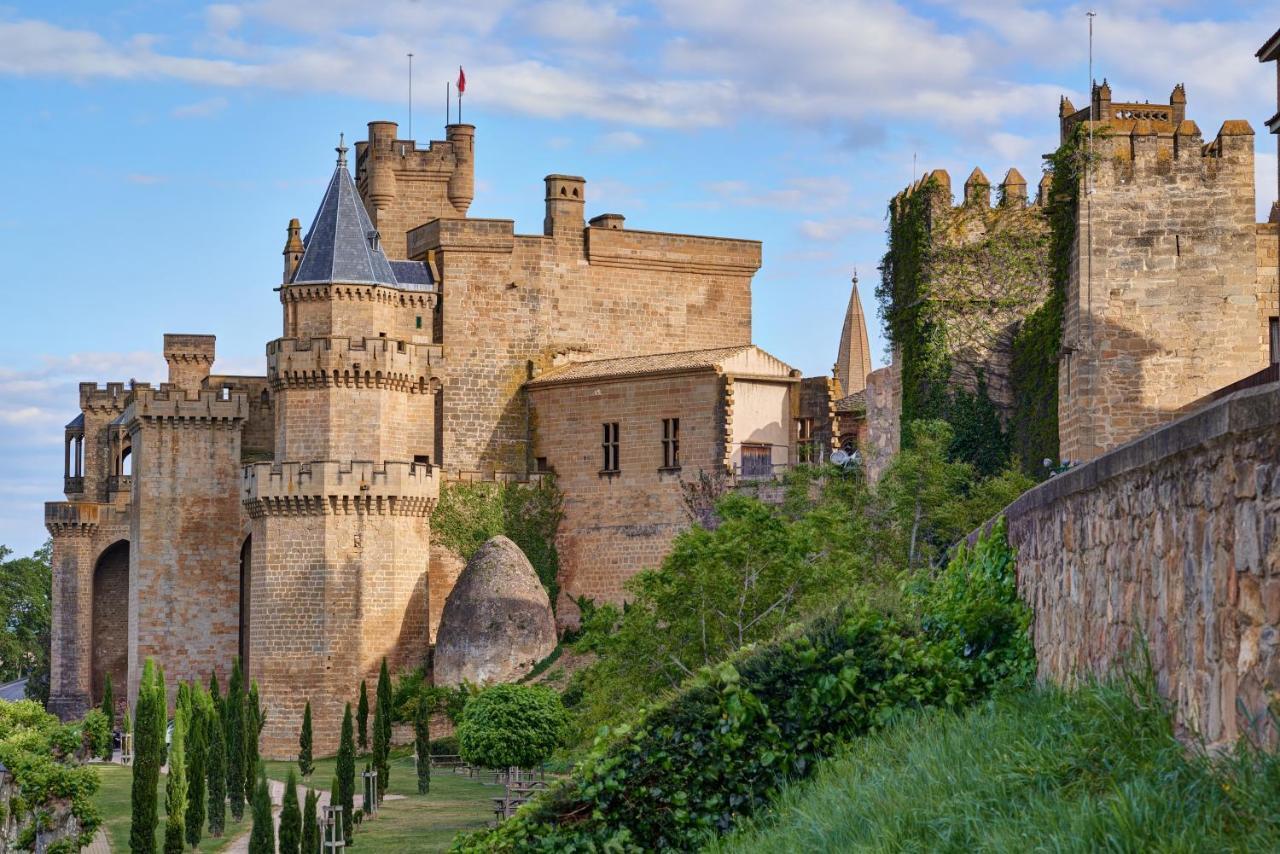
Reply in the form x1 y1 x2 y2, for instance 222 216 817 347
876 170 1052 476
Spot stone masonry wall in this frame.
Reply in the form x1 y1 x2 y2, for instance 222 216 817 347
1059 120 1265 463
406 196 758 476
126 390 247 709
528 371 723 603
995 381 1280 745
864 361 900 482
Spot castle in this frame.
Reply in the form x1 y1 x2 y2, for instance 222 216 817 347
870 80 1280 476
44 120 870 756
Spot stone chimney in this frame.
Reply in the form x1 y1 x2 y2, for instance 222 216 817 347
544 175 585 237
163 334 215 390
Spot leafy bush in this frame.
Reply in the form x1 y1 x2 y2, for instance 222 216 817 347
428 735 459 756
0 700 100 850
453 520 1030 851
714 674 1280 852
80 709 110 759
457 684 567 770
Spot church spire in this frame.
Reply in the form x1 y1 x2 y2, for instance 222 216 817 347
834 270 872 396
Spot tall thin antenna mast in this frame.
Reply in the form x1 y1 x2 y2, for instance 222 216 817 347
407 53 414 140
1086 10 1096 459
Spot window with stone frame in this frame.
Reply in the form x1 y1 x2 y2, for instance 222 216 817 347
661 418 681 469
602 422 620 473
796 417 816 463
1270 317 1279 365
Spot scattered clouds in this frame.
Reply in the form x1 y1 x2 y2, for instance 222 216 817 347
797 215 881 242
704 176 852 211
173 95 229 118
595 130 644 150
521 1 638 44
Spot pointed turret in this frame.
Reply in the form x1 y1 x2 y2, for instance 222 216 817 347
291 135 399 287
282 218 304 284
834 272 873 396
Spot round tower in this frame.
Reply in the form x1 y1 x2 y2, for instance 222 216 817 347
446 123 475 216
282 218 303 285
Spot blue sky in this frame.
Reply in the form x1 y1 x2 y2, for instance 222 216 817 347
1 0 1277 554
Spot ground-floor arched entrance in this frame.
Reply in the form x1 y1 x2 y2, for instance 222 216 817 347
91 540 129 707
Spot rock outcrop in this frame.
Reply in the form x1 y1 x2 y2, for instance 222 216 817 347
433 536 557 687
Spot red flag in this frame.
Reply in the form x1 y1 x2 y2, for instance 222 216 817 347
457 66 466 94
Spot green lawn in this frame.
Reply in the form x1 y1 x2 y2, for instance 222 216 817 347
262 748 497 852
92 763 247 852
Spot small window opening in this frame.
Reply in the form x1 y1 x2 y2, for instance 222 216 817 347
415 315 423 329
1175 234 1181 256
220 386 231 401
796 417 815 463
741 444 771 478
661 418 680 469
601 422 620 473
536 457 550 473
413 454 431 470
1270 317 1279 365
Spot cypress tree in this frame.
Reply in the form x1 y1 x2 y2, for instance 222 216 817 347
373 659 392 801
356 681 369 752
278 769 301 854
101 673 116 762
298 701 314 779
336 704 355 845
163 715 188 854
185 685 208 848
362 762 373 814
414 687 430 795
248 767 274 854
226 657 246 820
301 789 318 854
207 673 227 837
245 680 264 807
130 659 162 854
155 663 168 768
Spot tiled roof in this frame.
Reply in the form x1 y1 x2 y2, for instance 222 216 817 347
834 391 866 413
292 145 399 287
65 413 84 431
526 344 799 387
389 260 434 291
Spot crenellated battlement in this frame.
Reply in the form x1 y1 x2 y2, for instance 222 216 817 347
891 165 1049 217
79 382 133 412
123 386 250 425
267 336 444 392
242 459 439 518
280 282 435 306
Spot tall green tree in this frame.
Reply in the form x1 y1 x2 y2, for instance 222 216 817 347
248 767 274 854
356 681 369 752
207 672 227 837
130 659 163 854
279 769 301 854
298 701 314 778
245 680 265 807
373 659 392 800
0 542 52 703
185 685 209 848
163 715 188 854
301 789 318 854
336 704 356 845
155 663 168 767
414 686 430 794
226 657 246 820
101 672 116 761
328 775 341 845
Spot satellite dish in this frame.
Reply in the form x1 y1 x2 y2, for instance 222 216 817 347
830 449 850 466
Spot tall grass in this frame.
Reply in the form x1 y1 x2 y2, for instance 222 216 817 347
713 678 1280 852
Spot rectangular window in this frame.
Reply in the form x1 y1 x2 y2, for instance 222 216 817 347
1271 317 1279 365
661 418 680 469
416 315 423 330
413 454 430 470
796 417 815 463
601 422 620 473
741 444 772 478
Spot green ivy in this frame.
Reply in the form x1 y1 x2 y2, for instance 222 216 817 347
430 478 564 606
452 520 1031 852
1009 129 1086 475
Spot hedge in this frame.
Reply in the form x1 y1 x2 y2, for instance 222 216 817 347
453 519 1032 851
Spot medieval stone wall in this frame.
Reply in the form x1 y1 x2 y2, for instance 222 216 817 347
528 371 724 603
993 381 1280 745
282 285 434 343
405 186 758 477
126 389 247 707
864 361 900 482
1059 120 1265 463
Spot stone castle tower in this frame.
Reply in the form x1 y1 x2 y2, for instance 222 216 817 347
1058 83 1274 462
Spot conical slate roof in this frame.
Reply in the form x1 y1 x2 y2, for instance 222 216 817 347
835 274 872 396
292 140 398 287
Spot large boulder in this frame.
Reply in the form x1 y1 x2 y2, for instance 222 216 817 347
433 536 557 687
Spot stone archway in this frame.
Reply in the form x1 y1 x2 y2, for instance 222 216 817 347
91 540 129 707
239 536 252 672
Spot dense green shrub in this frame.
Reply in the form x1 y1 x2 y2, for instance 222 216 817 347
80 709 110 759
454 521 1031 851
163 716 187 854
226 657 246 821
100 674 115 761
431 479 564 604
131 659 164 854
298 701 314 779
0 700 99 851
301 790 318 854
714 675 1280 852
415 686 431 794
428 735 459 756
206 672 227 837
248 768 274 854
457 684 567 771
278 768 301 854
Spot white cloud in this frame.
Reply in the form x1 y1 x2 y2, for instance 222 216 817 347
596 130 644 150
705 176 852 211
797 215 881 242
173 95 229 118
521 1 638 43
